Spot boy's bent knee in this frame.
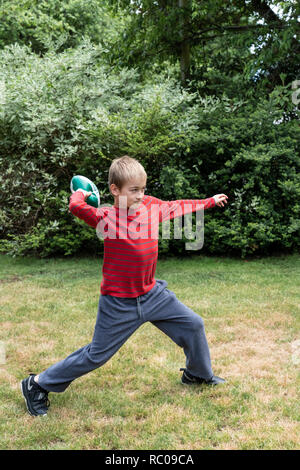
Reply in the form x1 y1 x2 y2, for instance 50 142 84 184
191 314 205 331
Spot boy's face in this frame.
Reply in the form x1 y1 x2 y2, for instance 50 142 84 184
111 177 147 210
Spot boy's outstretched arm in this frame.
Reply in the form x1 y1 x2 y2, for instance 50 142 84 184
147 193 228 222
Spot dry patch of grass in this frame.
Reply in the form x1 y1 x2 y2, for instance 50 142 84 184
211 320 291 377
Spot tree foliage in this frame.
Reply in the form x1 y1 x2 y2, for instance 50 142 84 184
0 0 121 54
108 0 299 88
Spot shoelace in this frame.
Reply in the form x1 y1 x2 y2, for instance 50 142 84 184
40 392 50 409
33 389 50 409
43 394 51 409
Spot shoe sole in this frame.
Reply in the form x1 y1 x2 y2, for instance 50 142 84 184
181 379 191 386
181 378 225 386
20 380 47 417
181 378 205 386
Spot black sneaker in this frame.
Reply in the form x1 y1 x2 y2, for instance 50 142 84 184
20 374 50 416
180 368 226 386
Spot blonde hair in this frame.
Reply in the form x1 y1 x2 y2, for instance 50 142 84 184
108 156 147 190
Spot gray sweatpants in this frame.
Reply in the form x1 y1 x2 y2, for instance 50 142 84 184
38 279 214 393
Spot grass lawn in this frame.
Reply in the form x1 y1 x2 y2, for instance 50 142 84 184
0 253 299 450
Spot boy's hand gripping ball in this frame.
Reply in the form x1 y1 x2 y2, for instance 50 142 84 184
70 175 100 208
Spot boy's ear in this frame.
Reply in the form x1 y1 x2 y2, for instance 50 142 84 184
110 183 121 197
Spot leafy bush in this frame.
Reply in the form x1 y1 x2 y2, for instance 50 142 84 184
0 43 299 258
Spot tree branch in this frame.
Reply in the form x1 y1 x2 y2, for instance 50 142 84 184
250 0 285 26
188 22 287 43
250 0 299 51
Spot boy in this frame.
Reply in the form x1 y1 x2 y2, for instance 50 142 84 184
21 156 228 416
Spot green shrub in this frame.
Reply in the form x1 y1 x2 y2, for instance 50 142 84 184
0 44 299 258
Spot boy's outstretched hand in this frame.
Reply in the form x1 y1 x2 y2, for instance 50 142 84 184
213 194 228 207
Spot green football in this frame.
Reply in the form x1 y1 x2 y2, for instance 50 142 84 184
70 175 100 208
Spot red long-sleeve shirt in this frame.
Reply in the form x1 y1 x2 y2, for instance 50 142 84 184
69 191 216 297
